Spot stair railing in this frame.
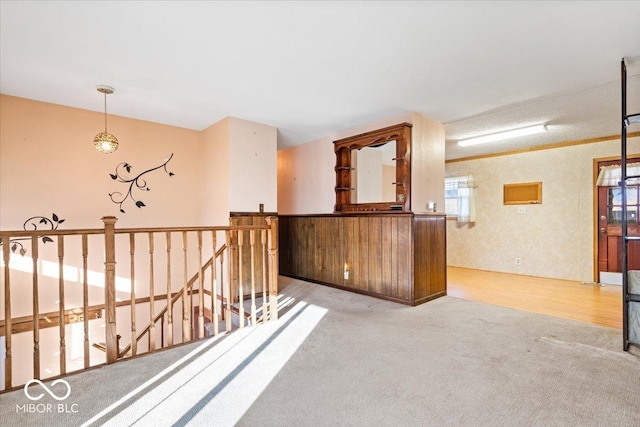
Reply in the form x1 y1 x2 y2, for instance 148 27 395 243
117 245 227 359
0 216 278 392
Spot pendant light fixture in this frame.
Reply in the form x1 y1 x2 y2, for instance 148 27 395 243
93 85 119 154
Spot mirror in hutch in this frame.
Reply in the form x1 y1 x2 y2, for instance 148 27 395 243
334 122 412 212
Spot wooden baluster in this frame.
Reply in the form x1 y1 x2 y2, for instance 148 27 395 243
58 236 66 375
82 234 90 368
219 244 225 323
31 236 40 379
196 231 203 339
182 231 191 342
148 233 155 352
225 231 232 332
165 232 173 347
250 230 257 326
3 237 12 389
238 230 244 328
211 231 218 336
266 217 279 321
129 233 137 357
161 317 165 348
261 229 268 321
229 218 238 304
102 216 118 364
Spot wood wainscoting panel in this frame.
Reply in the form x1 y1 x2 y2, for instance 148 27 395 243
320 216 342 286
413 215 447 303
356 215 370 291
381 216 394 296
278 213 446 305
295 216 312 279
313 216 327 283
367 216 384 295
278 215 293 276
396 216 413 300
342 216 362 292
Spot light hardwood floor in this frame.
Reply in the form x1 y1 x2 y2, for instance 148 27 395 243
447 266 622 329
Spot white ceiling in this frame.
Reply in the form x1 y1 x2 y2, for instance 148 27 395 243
1 1 640 160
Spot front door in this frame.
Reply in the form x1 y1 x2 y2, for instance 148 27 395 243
597 158 640 284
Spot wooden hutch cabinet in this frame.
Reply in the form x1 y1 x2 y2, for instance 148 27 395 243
279 123 446 306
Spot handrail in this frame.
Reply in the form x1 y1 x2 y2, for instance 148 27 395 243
118 257 212 357
114 225 269 234
0 288 215 336
0 225 269 238
0 229 106 238
118 243 228 358
1 306 102 336
214 244 225 259
1 215 278 391
229 304 252 320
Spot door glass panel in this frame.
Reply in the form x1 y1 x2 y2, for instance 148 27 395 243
629 207 638 224
608 186 640 224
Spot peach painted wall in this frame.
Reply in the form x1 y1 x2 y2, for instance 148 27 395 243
0 94 209 387
200 116 277 220
0 96 279 388
0 94 203 230
411 113 445 213
277 138 336 214
228 117 277 213
277 112 414 214
200 118 230 225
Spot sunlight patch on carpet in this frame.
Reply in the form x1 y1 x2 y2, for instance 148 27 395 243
92 300 326 426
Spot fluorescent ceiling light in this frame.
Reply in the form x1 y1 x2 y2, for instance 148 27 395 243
458 124 548 147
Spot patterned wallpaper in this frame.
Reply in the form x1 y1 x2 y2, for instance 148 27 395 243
446 136 640 282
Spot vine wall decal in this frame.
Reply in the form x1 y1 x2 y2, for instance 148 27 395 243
0 213 65 256
108 153 175 213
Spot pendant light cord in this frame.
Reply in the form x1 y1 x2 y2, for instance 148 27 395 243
104 92 108 132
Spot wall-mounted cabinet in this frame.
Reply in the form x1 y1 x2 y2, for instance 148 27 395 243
503 182 542 205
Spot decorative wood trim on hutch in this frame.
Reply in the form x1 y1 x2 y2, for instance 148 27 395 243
334 122 412 213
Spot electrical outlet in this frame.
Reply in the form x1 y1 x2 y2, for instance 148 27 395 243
515 258 522 266
517 207 526 215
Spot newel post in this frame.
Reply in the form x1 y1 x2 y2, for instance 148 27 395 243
102 216 118 364
266 217 279 321
3 236 13 389
229 217 239 304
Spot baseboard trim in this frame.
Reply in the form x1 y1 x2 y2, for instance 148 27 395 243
280 273 446 306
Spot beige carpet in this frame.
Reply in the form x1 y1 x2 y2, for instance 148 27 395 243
1 277 639 426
